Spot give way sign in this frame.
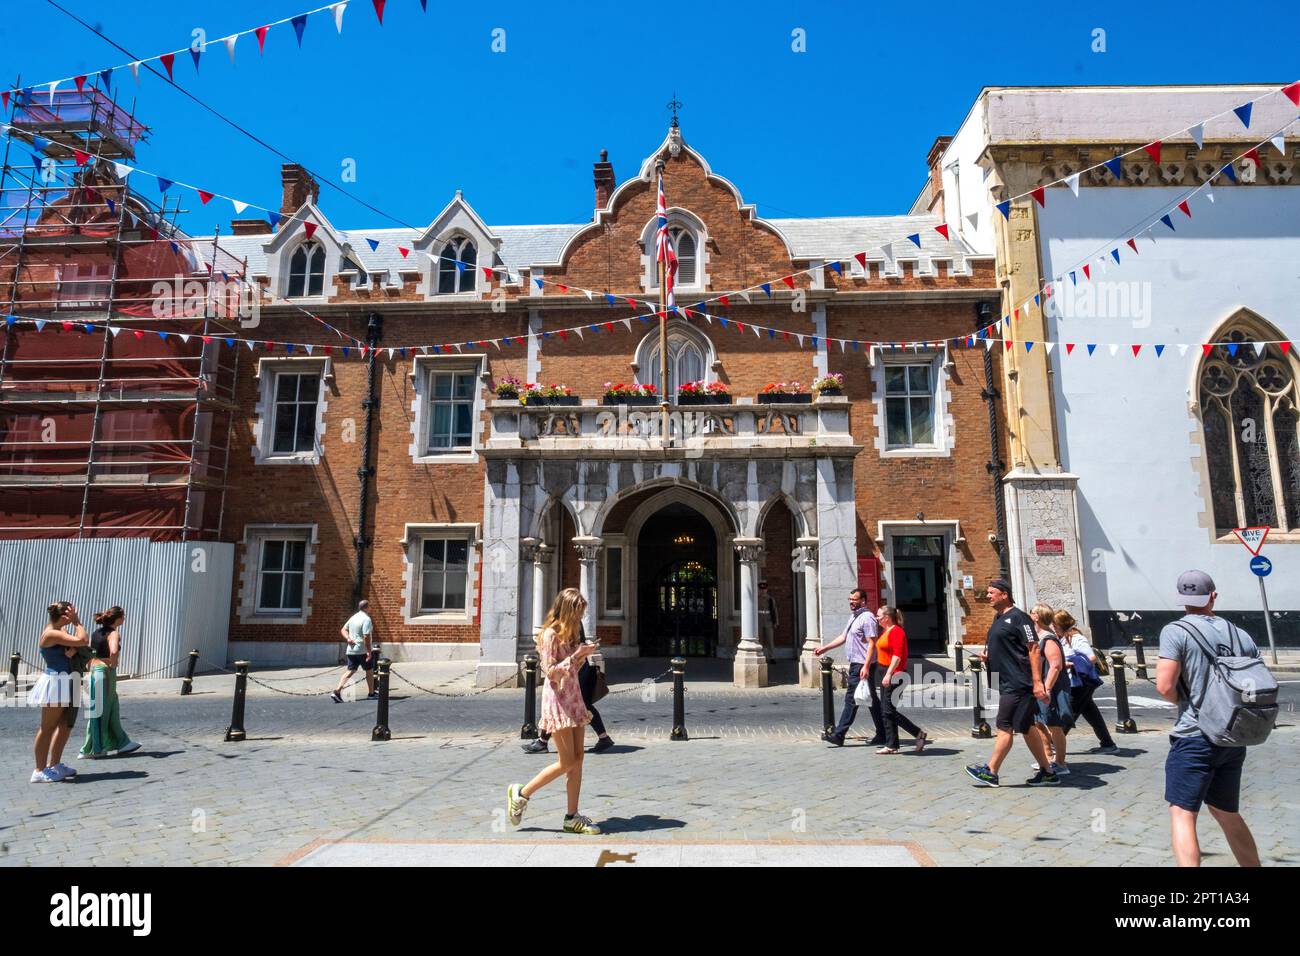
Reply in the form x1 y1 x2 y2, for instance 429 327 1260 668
1233 526 1269 555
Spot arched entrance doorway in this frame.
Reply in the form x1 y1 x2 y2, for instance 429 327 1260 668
637 503 719 656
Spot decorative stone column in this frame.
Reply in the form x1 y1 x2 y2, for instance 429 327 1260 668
733 537 768 688
520 538 552 655
795 538 821 689
573 536 604 671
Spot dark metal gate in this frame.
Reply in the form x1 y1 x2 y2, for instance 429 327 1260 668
641 559 718 657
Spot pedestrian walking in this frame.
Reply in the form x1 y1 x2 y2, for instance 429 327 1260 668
331 600 377 703
1053 610 1118 754
523 624 614 755
507 588 602 835
79 606 141 759
964 579 1057 788
814 588 883 747
1156 570 1262 867
874 606 928 755
1030 603 1072 776
30 602 91 783
758 581 778 663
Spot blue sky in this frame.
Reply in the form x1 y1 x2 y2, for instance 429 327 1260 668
4 1 1294 233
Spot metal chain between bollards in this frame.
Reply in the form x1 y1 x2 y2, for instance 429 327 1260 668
386 666 519 698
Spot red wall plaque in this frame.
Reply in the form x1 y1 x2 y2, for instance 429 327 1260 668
1034 538 1065 556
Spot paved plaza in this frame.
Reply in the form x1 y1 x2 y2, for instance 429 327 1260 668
2 661 1297 867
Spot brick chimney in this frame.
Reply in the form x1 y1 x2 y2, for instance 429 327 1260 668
923 136 953 218
280 163 320 216
230 219 272 235
593 150 615 209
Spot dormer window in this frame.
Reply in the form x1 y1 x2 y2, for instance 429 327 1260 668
287 241 325 298
671 226 696 285
438 238 476 294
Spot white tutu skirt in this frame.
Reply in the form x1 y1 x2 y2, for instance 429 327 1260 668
28 671 79 707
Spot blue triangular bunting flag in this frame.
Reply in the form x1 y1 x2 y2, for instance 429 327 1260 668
157 177 173 193
1025 342 1034 352
190 47 202 72
1233 103 1252 129
1070 272 1077 285
1227 343 1239 357
366 238 379 251
828 261 843 275
811 336 818 348
99 69 112 89
906 233 921 248
1087 344 1097 355
454 260 466 272
720 318 728 328
267 211 282 229
1154 344 1165 357
996 200 1011 220
224 338 235 347
1221 164 1238 184
1104 157 1122 180
761 283 772 298
1034 294 1041 307
533 278 543 289
1161 214 1175 231
1111 248 1120 264
292 14 308 46
605 294 616 306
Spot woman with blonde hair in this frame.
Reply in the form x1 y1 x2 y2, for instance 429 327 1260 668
1053 609 1118 754
79 606 141 759
507 588 602 834
30 602 90 783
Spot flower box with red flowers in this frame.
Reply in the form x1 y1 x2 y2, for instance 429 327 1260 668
602 382 658 406
676 380 733 406
756 382 812 404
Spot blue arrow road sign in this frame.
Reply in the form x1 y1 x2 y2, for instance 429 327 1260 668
1250 556 1272 577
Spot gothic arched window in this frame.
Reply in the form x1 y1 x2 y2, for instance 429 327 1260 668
639 325 710 401
438 237 476 294
287 241 325 298
1199 321 1300 533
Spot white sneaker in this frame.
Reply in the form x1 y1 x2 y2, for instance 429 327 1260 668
30 768 58 784
117 741 141 755
506 783 529 827
50 762 76 780
1052 763 1071 776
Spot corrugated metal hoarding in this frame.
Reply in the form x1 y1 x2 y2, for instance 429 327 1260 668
0 539 233 679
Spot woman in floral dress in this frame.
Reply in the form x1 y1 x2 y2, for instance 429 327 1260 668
507 588 602 834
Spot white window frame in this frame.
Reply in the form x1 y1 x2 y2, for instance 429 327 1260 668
286 241 326 299
870 350 955 458
640 210 709 296
408 355 486 464
436 236 478 295
237 524 319 625
400 523 480 625
601 534 627 619
252 357 330 465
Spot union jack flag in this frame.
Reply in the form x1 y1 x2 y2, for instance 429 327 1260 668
655 174 678 306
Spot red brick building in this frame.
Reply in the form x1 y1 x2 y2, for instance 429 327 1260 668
208 125 1009 686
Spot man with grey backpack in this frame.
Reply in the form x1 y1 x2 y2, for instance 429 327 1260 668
1156 570 1279 867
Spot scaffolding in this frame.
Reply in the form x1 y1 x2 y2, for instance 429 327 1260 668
0 84 251 541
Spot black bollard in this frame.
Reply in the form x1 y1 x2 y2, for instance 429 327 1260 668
954 643 965 673
968 658 992 738
224 661 249 742
670 656 688 741
1132 636 1149 680
520 654 539 739
1111 651 1138 734
180 649 199 696
371 658 392 741
819 656 836 736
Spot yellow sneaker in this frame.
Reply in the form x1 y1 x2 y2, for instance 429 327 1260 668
562 813 601 835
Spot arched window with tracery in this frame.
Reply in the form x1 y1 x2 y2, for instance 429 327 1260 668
287 241 325 298
1199 320 1300 533
438 237 476 294
640 326 709 401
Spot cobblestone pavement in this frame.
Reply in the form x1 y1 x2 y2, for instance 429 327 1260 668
1 662 1297 867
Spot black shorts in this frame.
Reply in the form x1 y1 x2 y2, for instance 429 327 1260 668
345 652 374 672
996 690 1037 734
1165 733 1247 813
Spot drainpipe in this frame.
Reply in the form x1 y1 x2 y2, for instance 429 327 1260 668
977 301 1010 579
352 312 383 608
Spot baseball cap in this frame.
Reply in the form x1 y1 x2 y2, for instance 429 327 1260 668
1175 570 1215 608
988 578 1013 597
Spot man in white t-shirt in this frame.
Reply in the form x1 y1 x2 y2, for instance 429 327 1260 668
331 600 377 703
